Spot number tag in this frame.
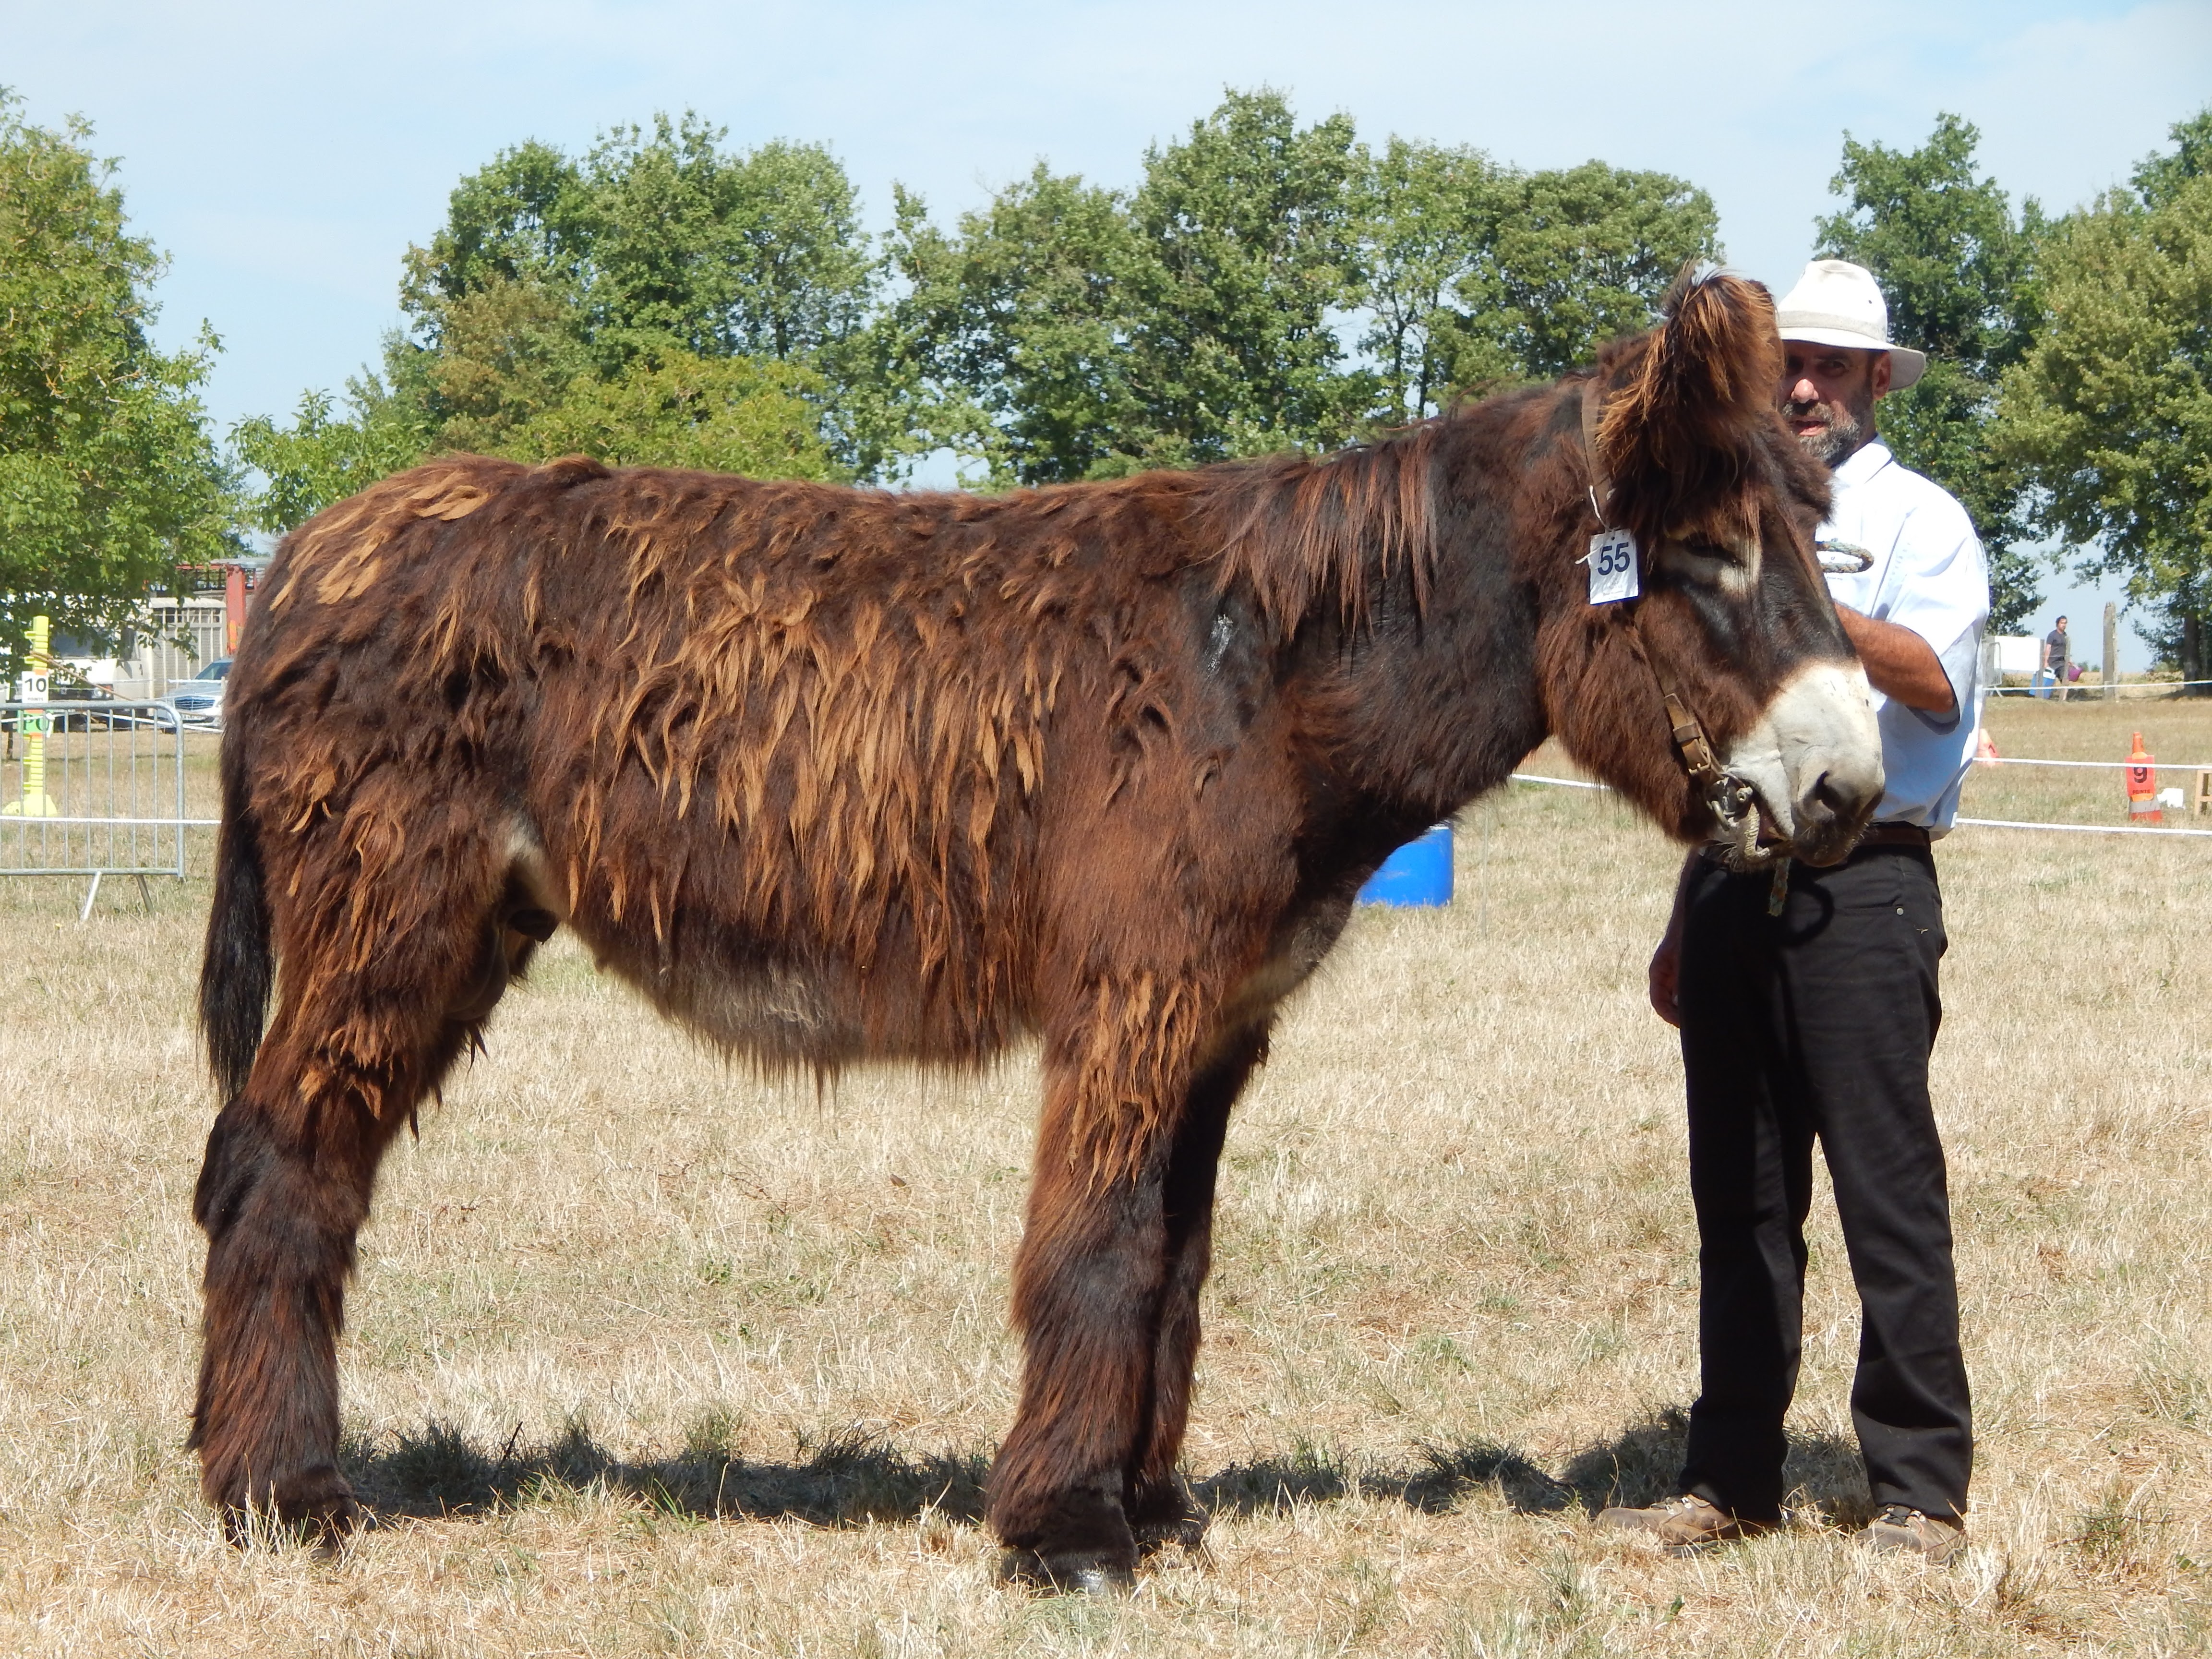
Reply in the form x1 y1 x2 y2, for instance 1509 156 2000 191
17 671 47 705
1586 529 1640 605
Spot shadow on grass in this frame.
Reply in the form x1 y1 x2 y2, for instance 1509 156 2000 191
346 1417 989 1527
346 1407 1870 1529
1554 1406 1871 1525
1195 1439 1578 1518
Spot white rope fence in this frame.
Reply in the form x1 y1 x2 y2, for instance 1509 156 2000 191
0 815 221 827
1979 755 2211 770
1505 771 2212 839
1953 816 2212 839
1986 677 2212 697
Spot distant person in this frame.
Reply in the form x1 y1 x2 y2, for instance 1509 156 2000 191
1604 260 1988 1563
2043 616 2070 701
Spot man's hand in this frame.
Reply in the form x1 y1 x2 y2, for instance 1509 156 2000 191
1649 931 1683 1027
1649 851 1700 1027
1836 605 1954 714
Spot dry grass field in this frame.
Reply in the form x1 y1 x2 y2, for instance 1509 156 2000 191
2 697 2210 1656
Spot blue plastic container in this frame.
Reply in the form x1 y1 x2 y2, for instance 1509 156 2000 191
1358 823 1454 906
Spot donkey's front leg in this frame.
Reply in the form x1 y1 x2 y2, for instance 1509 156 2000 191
987 1043 1182 1590
1126 1022 1269 1556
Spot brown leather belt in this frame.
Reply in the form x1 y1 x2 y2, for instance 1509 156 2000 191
1858 823 1932 849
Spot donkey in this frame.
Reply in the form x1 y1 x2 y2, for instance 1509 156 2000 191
191 270 1879 1585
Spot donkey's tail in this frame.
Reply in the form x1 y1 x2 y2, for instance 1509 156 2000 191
199 752 272 1106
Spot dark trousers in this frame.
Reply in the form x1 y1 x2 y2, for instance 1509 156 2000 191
1675 844 1972 1523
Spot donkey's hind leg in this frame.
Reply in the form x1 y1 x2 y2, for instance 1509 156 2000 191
1125 1022 1269 1556
190 845 518 1540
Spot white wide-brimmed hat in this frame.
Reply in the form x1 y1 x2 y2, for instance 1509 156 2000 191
1774 259 1927 389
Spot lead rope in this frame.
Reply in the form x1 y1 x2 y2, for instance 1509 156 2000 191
1577 382 1779 906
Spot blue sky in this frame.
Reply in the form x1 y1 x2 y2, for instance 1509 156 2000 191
7 0 2209 657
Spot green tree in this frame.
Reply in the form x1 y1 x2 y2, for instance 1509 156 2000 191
881 167 1146 484
1998 111 2212 686
0 93 238 673
500 350 842 479
1355 137 1509 419
889 92 1714 483
2131 107 2212 210
1351 146 1717 418
885 90 1381 485
1120 88 1371 468
567 117 871 371
1815 114 2046 629
388 272 589 455
243 115 888 530
417 117 884 468
231 382 434 534
237 347 842 534
252 92 1730 509
400 138 589 311
1459 161 1720 384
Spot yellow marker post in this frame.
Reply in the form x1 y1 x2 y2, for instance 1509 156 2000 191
3 613 60 818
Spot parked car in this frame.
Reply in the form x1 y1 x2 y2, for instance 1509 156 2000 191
49 679 125 731
4 670 122 731
156 657 231 731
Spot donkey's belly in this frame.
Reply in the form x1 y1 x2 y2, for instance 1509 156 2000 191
652 950 870 1069
573 903 1020 1073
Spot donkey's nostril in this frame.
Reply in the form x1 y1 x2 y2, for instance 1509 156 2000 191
1795 760 1883 865
1808 772 1851 825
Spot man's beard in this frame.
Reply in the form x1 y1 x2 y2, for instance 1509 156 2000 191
1786 387 1875 466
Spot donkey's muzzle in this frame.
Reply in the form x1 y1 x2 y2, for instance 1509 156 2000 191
1719 661 1884 868
1787 760 1885 866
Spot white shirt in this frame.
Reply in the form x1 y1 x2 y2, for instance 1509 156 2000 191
1816 441 1990 833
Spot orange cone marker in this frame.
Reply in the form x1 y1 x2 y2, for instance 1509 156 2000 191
2126 732 2160 824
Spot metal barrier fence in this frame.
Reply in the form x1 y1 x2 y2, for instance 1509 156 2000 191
0 701 206 917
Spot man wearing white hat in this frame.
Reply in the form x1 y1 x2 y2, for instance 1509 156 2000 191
1605 260 1987 1562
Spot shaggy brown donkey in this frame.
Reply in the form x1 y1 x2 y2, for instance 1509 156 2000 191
192 271 1880 1585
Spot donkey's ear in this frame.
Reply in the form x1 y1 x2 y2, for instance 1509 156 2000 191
1594 267 1781 537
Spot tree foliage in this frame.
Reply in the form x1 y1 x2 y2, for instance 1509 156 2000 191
231 382 435 535
1121 92 1370 467
502 352 840 479
1468 162 1721 385
1998 109 2212 681
245 115 875 531
0 92 236 671
887 89 1717 486
1356 137 1503 420
882 166 1149 484
1816 114 2046 630
1356 146 1718 418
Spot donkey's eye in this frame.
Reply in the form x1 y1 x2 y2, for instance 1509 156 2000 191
1658 537 1756 593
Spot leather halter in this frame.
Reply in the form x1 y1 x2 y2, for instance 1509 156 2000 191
1576 382 1734 806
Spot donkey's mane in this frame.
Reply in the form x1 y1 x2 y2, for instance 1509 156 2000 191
1187 409 1476 637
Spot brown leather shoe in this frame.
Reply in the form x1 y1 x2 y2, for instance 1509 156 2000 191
1862 1504 1966 1563
1596 1494 1772 1551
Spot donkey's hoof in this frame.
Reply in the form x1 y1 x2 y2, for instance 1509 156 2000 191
216 1464 361 1551
996 1547 1137 1594
1130 1478 1209 1557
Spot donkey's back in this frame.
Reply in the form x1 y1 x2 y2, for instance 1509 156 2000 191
206 451 1275 1093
